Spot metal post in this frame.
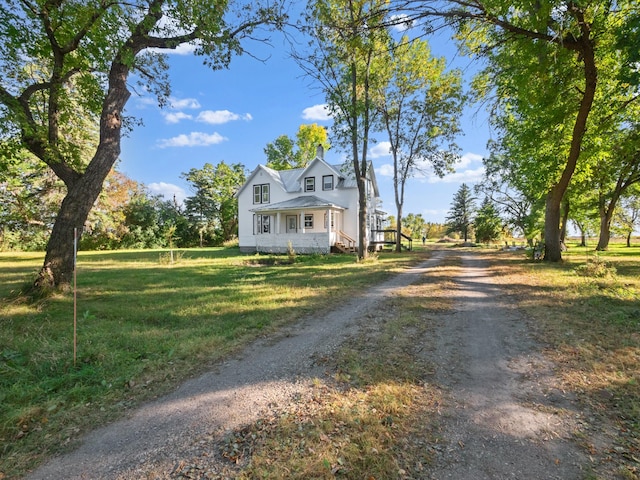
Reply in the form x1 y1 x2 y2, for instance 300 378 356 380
73 227 77 367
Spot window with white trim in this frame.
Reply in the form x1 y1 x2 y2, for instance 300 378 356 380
304 214 314 229
253 184 270 204
255 214 271 234
304 177 315 192
322 175 334 190
324 212 335 229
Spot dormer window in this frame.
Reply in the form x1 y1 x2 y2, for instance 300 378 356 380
322 175 334 191
305 177 315 192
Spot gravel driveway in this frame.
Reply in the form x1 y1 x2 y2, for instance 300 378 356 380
27 249 588 479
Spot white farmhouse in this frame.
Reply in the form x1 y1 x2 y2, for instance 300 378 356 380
236 147 386 254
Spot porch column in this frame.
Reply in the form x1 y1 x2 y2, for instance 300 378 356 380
327 208 332 246
276 212 281 234
301 211 305 233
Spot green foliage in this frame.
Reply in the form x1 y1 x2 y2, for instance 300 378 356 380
264 124 330 169
301 0 391 258
377 35 464 180
456 0 638 260
402 213 426 239
446 183 476 242
474 197 503 244
0 0 287 286
574 256 617 279
181 161 246 245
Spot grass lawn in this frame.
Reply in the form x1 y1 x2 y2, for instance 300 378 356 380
2 241 639 479
0 246 427 478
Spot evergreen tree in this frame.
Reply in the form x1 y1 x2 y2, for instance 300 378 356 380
446 183 476 242
474 197 503 244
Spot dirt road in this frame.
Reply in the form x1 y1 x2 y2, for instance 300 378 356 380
423 251 586 479
27 249 588 479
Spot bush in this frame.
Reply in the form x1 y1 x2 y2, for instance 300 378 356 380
574 256 617 278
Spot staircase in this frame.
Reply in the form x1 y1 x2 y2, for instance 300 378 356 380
333 231 357 253
333 241 357 253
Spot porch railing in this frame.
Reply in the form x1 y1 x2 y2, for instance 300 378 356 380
337 230 356 250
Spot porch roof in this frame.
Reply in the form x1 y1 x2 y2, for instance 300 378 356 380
250 195 347 213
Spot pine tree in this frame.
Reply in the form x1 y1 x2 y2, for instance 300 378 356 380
474 197 503 244
446 183 476 242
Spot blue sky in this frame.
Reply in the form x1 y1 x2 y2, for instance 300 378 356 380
118 24 493 224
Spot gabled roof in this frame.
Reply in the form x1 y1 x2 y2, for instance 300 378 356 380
251 195 347 213
236 151 385 199
295 156 344 183
234 164 284 198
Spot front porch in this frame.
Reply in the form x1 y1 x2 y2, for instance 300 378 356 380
247 195 351 254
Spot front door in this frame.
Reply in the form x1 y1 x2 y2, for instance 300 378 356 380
286 215 297 233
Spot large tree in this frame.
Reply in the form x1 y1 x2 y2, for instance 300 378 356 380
182 161 246 245
393 0 638 262
474 197 502 244
264 123 330 170
446 183 475 242
298 0 389 259
376 35 463 252
0 0 286 289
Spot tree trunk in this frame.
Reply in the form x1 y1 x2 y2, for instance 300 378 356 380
596 213 612 251
36 52 131 289
596 197 618 251
544 187 563 262
357 174 368 258
560 197 569 244
395 205 403 253
627 231 632 247
544 32 597 262
36 162 115 288
596 185 624 251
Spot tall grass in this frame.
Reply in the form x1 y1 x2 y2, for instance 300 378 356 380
0 247 425 477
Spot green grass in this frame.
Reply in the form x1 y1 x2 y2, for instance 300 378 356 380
0 247 426 478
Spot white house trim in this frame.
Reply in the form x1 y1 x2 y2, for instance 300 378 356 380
237 150 385 254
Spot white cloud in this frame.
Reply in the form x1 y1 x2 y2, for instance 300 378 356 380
157 131 227 148
163 111 192 124
376 163 395 177
196 110 252 124
429 166 486 184
147 182 187 204
169 97 201 110
302 104 332 121
147 43 198 56
456 152 484 169
134 96 157 109
370 141 392 159
168 43 197 55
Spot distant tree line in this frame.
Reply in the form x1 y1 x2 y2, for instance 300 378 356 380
0 158 245 252
445 182 640 247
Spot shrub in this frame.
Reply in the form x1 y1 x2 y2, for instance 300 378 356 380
574 256 617 278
